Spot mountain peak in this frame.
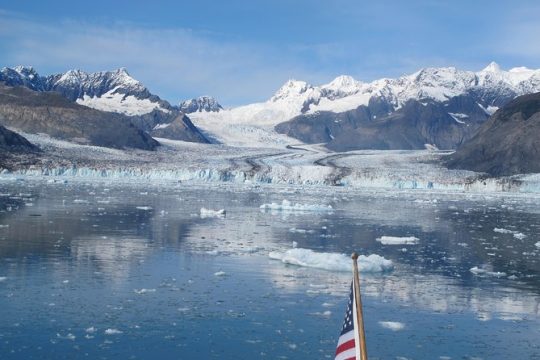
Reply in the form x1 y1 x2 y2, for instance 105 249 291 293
481 61 502 73
13 65 39 78
326 75 361 88
114 67 130 76
271 79 313 102
179 96 223 113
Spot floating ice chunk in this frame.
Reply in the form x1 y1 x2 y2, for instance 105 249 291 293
200 208 226 218
260 200 333 212
73 199 89 204
134 288 156 294
376 236 419 245
268 248 393 272
85 326 97 333
470 266 506 277
494 228 526 239
57 333 76 340
0 224 9 228
136 206 153 210
494 228 515 234
0 277 6 282
104 328 123 335
289 228 314 233
214 271 227 277
378 321 405 331
310 310 332 317
536 241 540 248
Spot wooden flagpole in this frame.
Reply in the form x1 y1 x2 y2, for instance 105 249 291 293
352 252 368 360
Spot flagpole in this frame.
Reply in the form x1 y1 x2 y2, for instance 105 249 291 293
352 252 368 360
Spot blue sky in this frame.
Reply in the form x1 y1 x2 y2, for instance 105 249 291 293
0 0 539 105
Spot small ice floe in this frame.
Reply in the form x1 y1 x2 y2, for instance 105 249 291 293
136 206 153 211
134 288 156 294
378 321 405 331
73 199 89 204
57 332 76 340
200 208 226 218
0 276 7 282
268 248 393 273
214 271 227 277
0 224 9 228
104 328 123 335
470 266 506 278
260 200 333 212
310 310 332 317
376 236 419 245
535 241 540 249
494 228 526 240
289 228 314 234
85 327 97 333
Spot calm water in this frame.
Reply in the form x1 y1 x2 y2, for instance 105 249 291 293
0 179 539 359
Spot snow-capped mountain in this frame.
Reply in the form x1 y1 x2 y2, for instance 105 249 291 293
0 66 172 117
189 62 540 149
268 62 540 116
0 66 210 144
179 96 223 113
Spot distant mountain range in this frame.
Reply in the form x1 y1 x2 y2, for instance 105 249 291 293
185 62 540 150
272 62 540 150
2 62 540 178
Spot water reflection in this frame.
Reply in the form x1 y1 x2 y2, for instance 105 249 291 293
0 180 539 359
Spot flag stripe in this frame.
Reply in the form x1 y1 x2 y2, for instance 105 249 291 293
336 330 354 347
335 348 357 360
336 338 355 354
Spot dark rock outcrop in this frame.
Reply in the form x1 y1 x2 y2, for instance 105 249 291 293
446 92 540 176
276 96 489 151
0 125 37 151
151 113 209 143
0 84 159 150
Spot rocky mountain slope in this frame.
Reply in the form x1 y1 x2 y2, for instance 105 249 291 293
150 113 209 142
0 66 210 143
0 83 159 150
446 92 540 176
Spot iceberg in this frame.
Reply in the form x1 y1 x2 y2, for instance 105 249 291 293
268 248 393 273
376 236 419 245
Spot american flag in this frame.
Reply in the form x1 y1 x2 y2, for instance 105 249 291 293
335 283 361 360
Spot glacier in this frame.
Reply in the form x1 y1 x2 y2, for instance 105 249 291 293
3 131 540 196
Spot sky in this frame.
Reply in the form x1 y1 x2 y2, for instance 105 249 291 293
0 0 539 106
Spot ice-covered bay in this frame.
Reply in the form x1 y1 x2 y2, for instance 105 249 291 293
0 182 538 359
